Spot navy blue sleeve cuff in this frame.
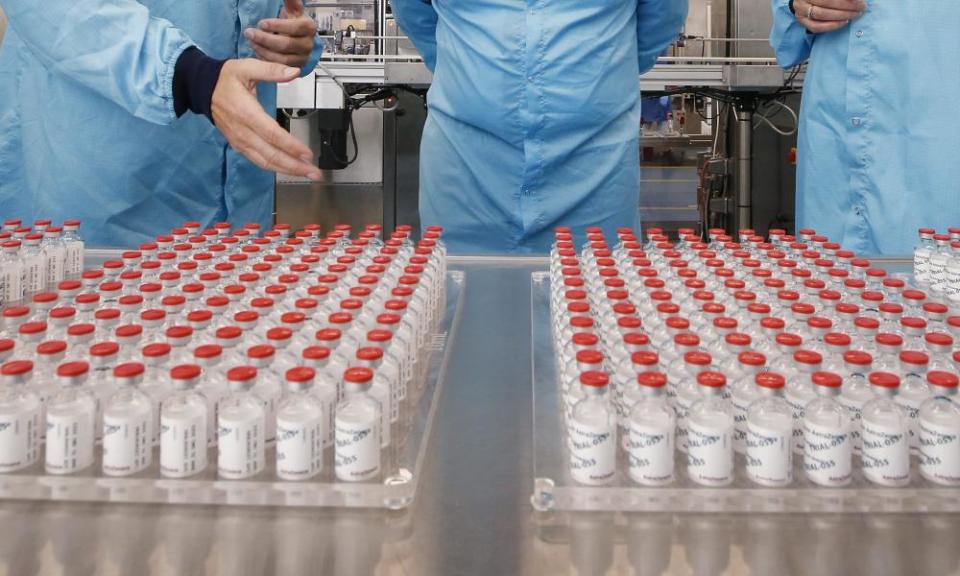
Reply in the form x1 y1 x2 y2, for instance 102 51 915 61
173 46 227 123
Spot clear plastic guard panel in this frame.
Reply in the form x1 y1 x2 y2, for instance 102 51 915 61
530 271 960 513
0 271 465 510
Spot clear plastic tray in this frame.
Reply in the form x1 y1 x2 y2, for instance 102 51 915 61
529 271 960 513
0 271 465 510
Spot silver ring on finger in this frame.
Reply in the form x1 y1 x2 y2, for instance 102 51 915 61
806 5 815 19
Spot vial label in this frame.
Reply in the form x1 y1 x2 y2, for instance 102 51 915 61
686 420 733 486
45 411 95 474
674 394 694 452
568 420 616 485
65 242 84 276
335 417 380 481
322 396 336 448
626 422 674 486
802 420 852 486
946 264 960 296
919 419 960 484
0 407 41 472
23 261 44 294
102 411 152 476
217 415 265 479
785 393 807 454
276 415 324 480
894 396 922 451
745 421 793 486
837 395 864 454
861 419 910 485
732 394 751 453
914 249 930 282
160 413 207 478
46 254 64 285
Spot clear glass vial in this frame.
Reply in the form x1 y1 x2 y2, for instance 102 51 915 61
686 371 734 487
918 371 960 486
626 371 675 486
802 371 852 487
102 362 153 476
45 361 97 475
276 366 325 481
860 372 911 487
568 370 617 486
746 372 794 487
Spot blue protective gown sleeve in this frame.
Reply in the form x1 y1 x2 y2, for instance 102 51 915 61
2 0 196 125
637 0 688 73
391 0 438 72
770 0 814 67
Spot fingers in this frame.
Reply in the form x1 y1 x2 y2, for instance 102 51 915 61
239 122 321 179
245 26 313 56
798 0 861 21
809 0 867 11
234 58 301 84
250 43 308 68
798 17 850 33
255 17 317 38
283 0 305 17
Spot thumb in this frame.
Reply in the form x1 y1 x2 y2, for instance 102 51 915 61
282 0 304 17
239 58 301 83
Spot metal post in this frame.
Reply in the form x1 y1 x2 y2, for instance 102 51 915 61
736 107 752 230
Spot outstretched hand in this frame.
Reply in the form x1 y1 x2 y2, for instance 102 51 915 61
212 59 322 180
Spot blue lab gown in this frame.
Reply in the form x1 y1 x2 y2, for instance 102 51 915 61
393 0 688 254
771 0 960 256
0 0 321 248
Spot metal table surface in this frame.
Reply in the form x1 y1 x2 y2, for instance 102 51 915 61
0 256 956 576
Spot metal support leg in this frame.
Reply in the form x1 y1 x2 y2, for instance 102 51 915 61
736 108 753 230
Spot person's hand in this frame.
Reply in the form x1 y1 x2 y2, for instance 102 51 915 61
793 0 866 34
212 59 323 180
244 0 317 69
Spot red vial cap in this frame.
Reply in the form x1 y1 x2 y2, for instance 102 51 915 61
632 351 659 366
1 360 33 376
344 367 374 384
776 333 803 347
684 351 712 366
696 371 726 388
357 347 384 361
247 345 276 359
927 371 959 389
794 350 823 365
90 342 120 356
579 371 610 388
637 372 667 388
843 350 873 366
285 367 315 383
57 361 89 378
738 351 766 366
755 372 785 389
227 366 258 382
575 350 604 365
194 344 223 359
165 326 193 339
114 362 145 378
37 341 67 355
899 351 929 365
811 371 842 388
824 333 851 346
67 323 95 337
868 372 900 388
303 346 331 361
